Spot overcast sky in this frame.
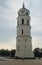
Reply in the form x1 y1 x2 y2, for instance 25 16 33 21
0 0 42 50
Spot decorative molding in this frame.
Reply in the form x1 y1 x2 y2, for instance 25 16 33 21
16 35 32 39
17 24 31 29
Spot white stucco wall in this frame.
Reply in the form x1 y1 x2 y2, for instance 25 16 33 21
15 5 33 58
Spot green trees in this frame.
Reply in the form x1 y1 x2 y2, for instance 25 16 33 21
33 48 42 59
10 49 16 57
0 49 16 57
33 48 40 58
5 49 10 56
0 49 6 56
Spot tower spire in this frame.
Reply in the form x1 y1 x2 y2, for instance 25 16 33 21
23 3 25 8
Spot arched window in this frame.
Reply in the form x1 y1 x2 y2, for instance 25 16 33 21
17 45 20 51
22 11 24 13
25 39 26 42
22 29 23 34
18 45 19 48
26 12 28 15
18 39 20 42
27 19 29 25
22 19 24 24
25 46 27 48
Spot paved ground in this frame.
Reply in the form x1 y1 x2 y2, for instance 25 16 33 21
0 56 12 61
0 59 42 65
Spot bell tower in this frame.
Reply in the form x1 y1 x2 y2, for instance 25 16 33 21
15 3 33 58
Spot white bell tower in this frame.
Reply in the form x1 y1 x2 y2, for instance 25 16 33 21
15 3 33 58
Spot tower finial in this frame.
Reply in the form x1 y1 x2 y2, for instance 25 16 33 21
23 3 25 8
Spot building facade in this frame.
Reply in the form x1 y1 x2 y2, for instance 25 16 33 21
15 3 33 58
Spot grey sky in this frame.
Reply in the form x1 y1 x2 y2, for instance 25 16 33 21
0 0 42 49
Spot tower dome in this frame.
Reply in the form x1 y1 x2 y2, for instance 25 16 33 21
18 3 30 16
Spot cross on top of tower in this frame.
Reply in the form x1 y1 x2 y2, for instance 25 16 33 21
23 3 25 8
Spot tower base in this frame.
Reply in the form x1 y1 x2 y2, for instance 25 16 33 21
15 56 35 59
15 51 34 58
15 53 34 59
